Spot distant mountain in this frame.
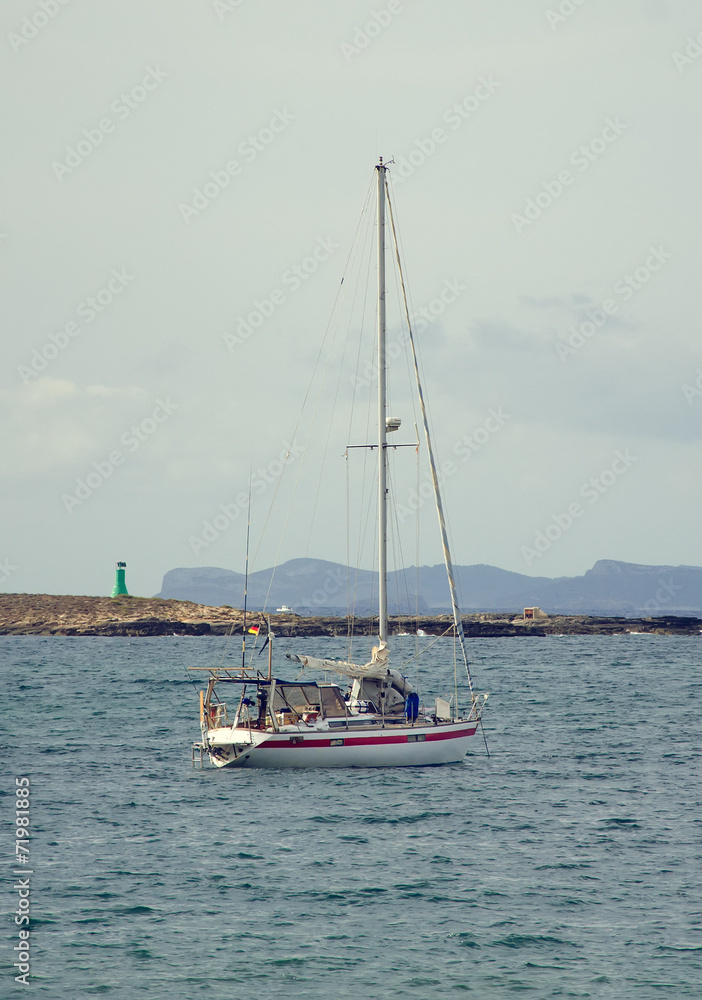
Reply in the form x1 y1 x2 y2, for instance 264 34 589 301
156 558 702 617
157 559 429 615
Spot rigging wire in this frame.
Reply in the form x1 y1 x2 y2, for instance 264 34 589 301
255 177 375 613
346 196 378 658
343 198 381 653
385 174 476 701
242 475 252 672
349 448 379 634
302 219 375 559
414 425 422 638
345 447 352 657
344 205 377 658
385 451 413 626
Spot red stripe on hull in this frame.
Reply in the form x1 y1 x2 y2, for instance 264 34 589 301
262 726 477 750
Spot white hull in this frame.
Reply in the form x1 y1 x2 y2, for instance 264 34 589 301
204 720 478 768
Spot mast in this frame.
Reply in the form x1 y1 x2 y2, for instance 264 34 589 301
376 158 388 644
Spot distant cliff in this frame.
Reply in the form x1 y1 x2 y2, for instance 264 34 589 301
156 558 702 617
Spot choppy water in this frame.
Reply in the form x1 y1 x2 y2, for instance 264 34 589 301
2 634 701 997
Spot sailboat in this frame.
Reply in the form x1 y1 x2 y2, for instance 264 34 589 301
190 159 488 768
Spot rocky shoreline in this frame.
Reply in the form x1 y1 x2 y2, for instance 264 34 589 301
0 593 700 637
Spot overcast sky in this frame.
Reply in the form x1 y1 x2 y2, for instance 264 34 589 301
2 0 701 599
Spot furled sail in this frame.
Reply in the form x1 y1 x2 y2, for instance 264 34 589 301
286 646 401 684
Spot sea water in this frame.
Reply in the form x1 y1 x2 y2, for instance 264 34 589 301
2 633 701 998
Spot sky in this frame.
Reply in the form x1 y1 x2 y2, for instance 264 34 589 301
2 0 702 599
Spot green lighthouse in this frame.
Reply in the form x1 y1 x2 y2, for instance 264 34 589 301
111 561 129 597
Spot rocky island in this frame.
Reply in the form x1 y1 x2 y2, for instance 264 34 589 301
0 593 701 637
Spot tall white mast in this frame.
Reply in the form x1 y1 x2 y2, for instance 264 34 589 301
376 158 388 644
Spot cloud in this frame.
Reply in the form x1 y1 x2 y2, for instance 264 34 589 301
86 384 142 399
0 379 147 478
20 378 78 407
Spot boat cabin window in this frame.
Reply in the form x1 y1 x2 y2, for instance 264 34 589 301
270 683 347 720
318 685 348 719
272 684 321 717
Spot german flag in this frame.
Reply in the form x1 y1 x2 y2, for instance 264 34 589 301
248 625 260 634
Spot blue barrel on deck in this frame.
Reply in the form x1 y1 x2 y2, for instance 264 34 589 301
405 692 419 722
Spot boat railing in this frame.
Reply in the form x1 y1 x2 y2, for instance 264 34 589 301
208 703 228 728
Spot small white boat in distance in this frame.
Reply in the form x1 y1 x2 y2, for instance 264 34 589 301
276 605 294 613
